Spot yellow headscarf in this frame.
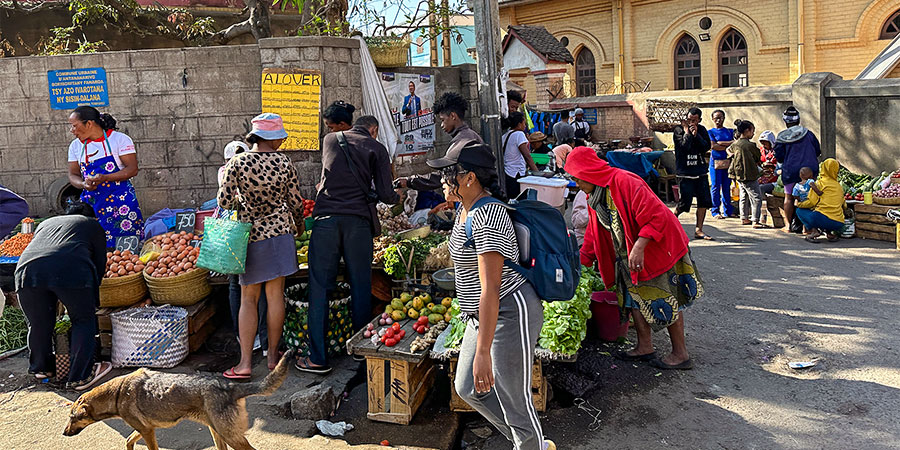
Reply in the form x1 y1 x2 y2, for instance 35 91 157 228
798 158 845 223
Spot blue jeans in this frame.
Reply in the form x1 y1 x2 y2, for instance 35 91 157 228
796 208 843 232
307 215 374 365
709 167 734 216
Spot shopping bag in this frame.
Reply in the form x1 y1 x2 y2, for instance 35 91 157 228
196 215 251 274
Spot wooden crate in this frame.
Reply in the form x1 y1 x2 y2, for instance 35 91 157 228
348 316 436 425
448 358 547 413
853 204 896 242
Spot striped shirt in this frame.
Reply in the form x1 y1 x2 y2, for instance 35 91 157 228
448 201 526 314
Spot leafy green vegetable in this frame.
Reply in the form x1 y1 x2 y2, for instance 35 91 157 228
54 315 71 336
445 298 465 349
0 307 28 353
382 239 431 278
537 266 600 356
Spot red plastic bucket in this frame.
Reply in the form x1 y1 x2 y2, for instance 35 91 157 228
194 210 216 233
589 291 628 342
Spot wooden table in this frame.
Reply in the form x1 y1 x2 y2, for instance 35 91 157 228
346 317 436 425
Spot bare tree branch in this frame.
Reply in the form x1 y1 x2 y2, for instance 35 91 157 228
211 18 253 43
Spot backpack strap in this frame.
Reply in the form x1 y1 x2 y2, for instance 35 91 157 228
463 196 506 248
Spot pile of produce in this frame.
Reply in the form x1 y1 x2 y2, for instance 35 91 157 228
365 319 406 347
301 199 316 218
410 320 447 352
0 232 33 257
423 241 451 270
11 217 41 235
378 203 411 233
837 166 875 195
537 266 600 357
382 239 429 278
295 230 311 264
874 183 900 201
444 298 466 350
385 292 452 324
0 307 27 353
372 235 397 266
104 250 145 278
143 231 201 278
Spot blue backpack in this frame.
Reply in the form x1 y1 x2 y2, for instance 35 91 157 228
465 197 580 301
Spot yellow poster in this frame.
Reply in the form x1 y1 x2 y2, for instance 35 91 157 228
261 68 321 151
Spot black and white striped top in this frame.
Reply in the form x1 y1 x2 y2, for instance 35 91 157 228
448 201 526 314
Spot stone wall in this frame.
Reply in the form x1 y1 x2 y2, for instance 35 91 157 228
0 38 481 217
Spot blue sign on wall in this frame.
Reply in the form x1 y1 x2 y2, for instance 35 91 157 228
47 67 109 110
582 108 598 125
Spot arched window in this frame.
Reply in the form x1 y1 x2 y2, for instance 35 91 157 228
881 10 900 39
719 29 748 87
575 48 596 97
675 35 701 90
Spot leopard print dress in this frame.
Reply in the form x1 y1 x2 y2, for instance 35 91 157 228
217 151 305 243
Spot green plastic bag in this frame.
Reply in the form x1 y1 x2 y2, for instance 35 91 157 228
197 215 251 274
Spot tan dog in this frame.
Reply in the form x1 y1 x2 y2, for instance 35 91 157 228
63 350 294 450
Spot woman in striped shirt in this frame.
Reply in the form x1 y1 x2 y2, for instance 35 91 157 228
428 143 554 450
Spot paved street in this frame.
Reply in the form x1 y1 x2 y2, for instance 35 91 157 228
1 216 899 449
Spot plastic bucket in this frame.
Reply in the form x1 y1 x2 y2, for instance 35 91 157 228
589 291 628 342
194 210 216 233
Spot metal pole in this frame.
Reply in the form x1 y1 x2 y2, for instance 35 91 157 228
470 0 505 191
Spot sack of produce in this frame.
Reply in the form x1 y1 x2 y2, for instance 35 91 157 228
197 216 251 274
282 285 353 358
111 304 189 368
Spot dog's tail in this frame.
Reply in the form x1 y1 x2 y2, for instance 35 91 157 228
232 349 295 399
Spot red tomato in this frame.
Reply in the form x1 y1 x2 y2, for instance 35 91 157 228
417 316 429 325
385 329 395 339
391 322 401 331
384 338 397 347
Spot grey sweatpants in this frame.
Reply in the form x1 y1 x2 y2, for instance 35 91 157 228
737 180 763 223
456 283 545 450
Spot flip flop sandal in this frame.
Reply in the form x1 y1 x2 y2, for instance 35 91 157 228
826 234 840 242
694 234 715 241
753 224 770 229
741 220 753 225
650 358 693 370
615 350 657 362
69 362 113 391
223 367 252 381
33 372 54 380
804 235 822 243
295 357 332 375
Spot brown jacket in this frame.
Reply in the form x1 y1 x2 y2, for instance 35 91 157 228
727 138 762 182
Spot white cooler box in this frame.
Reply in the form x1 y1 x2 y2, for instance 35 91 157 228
517 176 570 207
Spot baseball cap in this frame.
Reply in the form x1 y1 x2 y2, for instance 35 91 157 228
427 142 496 169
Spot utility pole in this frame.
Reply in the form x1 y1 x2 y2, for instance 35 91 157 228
441 0 452 66
469 0 504 188
428 0 439 67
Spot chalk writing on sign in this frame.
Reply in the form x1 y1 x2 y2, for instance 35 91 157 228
115 235 140 253
174 211 196 234
47 68 109 110
261 69 322 151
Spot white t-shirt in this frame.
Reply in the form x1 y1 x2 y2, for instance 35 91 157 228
502 130 528 177
67 131 136 170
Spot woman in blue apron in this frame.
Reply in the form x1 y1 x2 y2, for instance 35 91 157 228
66 106 143 247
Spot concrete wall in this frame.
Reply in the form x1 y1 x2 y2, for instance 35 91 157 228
0 38 480 217
550 72 900 176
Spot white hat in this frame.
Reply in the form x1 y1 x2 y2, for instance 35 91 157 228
574 108 585 115
224 141 249 160
759 130 776 144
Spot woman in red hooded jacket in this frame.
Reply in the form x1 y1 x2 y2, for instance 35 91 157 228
565 147 703 370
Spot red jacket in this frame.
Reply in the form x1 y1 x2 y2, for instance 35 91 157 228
565 147 689 287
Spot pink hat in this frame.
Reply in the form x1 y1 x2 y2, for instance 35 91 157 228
249 113 289 140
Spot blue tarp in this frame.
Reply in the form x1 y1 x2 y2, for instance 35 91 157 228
605 151 664 180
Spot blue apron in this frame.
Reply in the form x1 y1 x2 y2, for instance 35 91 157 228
79 137 144 247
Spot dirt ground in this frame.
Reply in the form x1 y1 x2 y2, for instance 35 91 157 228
1 216 900 449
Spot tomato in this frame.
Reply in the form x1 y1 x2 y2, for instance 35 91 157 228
391 322 401 331
398 330 406 339
385 329 395 339
417 316 429 325
384 338 397 347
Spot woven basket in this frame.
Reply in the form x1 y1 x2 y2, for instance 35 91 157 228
366 37 410 68
143 268 210 306
873 196 900 206
646 99 697 132
100 272 148 308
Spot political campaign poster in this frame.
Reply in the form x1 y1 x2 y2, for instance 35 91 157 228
380 72 435 156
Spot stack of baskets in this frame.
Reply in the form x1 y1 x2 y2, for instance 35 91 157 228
645 99 697 132
143 268 211 307
100 272 148 308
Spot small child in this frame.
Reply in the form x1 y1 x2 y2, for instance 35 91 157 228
792 167 815 202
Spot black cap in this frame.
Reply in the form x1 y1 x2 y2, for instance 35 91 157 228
427 142 495 169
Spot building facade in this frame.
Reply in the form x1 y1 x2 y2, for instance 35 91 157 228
499 0 900 95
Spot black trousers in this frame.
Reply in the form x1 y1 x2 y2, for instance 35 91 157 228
307 215 373 365
18 286 97 382
505 174 521 200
